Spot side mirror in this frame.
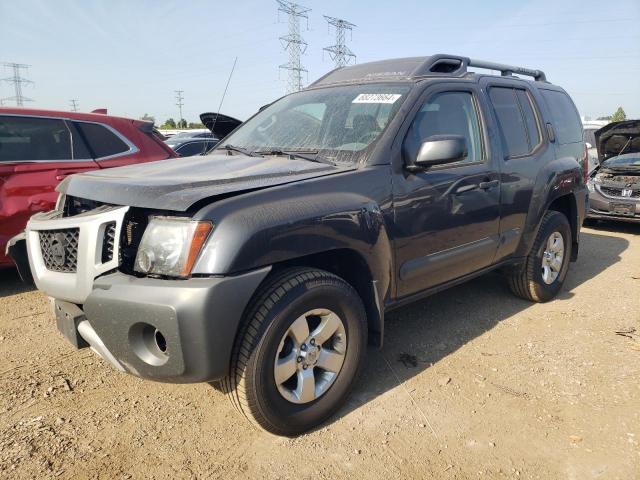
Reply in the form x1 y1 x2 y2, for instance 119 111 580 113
412 135 467 169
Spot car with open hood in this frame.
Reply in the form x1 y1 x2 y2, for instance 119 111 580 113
15 54 587 436
586 120 640 223
163 113 242 157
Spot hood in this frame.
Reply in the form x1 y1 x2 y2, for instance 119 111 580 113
199 112 242 138
58 153 354 211
595 120 640 162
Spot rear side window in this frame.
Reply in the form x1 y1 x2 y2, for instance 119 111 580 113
515 90 541 148
489 88 529 157
0 116 72 162
75 122 130 158
539 89 582 144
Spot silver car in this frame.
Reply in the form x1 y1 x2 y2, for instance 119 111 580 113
587 120 640 223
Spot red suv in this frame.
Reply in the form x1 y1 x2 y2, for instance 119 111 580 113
1 108 177 272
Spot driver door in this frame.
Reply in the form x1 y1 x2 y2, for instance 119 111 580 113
392 86 501 298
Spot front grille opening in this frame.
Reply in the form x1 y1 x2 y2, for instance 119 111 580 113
119 208 151 275
101 222 117 263
63 196 111 217
599 185 640 198
39 228 80 272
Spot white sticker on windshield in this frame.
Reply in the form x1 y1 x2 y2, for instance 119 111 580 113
352 93 402 104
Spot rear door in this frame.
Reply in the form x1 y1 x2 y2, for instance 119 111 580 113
478 80 553 262
392 83 501 297
0 115 98 263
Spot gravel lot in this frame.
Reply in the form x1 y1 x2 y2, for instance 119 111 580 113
1 221 639 479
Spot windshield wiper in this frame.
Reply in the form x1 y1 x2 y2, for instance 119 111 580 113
222 144 262 157
254 149 335 166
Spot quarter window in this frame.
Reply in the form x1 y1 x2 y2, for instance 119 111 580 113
404 91 483 164
539 89 583 145
75 122 130 158
0 116 72 162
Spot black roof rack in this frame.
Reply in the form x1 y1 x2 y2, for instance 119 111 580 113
416 54 547 82
309 54 547 87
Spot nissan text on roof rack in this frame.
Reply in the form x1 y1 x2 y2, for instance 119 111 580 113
19 54 587 436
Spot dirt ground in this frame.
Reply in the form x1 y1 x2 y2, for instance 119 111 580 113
1 221 639 480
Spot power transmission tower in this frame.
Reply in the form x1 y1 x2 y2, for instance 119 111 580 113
175 90 184 124
69 99 79 112
276 0 311 93
323 16 356 68
2 63 34 106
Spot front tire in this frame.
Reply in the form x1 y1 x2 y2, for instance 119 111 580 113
221 268 367 436
507 210 572 302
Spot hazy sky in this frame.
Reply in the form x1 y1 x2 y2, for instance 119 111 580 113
1 0 639 123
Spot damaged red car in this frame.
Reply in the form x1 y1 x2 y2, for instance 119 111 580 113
587 120 640 223
0 108 177 275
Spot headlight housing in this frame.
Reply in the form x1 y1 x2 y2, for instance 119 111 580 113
134 217 212 278
55 193 66 211
587 179 595 192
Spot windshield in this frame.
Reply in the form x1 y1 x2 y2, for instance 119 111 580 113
217 83 412 163
602 153 640 167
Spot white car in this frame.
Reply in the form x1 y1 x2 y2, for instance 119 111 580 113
583 121 608 174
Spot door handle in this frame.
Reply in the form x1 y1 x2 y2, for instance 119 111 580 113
479 179 499 190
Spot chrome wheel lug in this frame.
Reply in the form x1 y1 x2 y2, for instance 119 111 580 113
310 338 316 346
300 344 307 351
297 356 302 363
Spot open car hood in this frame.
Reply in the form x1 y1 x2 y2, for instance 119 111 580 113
199 112 242 138
58 153 354 211
595 120 640 162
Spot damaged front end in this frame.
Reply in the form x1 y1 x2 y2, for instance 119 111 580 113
587 120 640 222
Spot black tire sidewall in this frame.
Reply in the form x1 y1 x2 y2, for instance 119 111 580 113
248 277 366 435
529 213 572 300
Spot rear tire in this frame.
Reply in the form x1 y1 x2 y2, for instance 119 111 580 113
507 211 572 302
221 267 367 436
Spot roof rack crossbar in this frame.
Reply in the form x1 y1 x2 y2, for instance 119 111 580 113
467 58 546 82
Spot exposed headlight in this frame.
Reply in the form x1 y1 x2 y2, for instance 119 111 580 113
587 180 595 192
134 217 212 277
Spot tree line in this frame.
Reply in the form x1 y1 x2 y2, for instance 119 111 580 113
139 113 205 130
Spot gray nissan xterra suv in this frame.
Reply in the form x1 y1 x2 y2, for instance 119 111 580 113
22 55 587 436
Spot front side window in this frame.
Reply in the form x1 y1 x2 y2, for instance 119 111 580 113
176 141 209 157
218 83 412 163
0 116 72 162
75 122 130 158
403 91 483 165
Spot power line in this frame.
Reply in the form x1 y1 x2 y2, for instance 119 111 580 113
175 89 184 122
276 0 311 93
2 62 34 107
69 99 79 112
323 16 356 68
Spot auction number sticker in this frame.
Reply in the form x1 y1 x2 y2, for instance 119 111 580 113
352 93 402 104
